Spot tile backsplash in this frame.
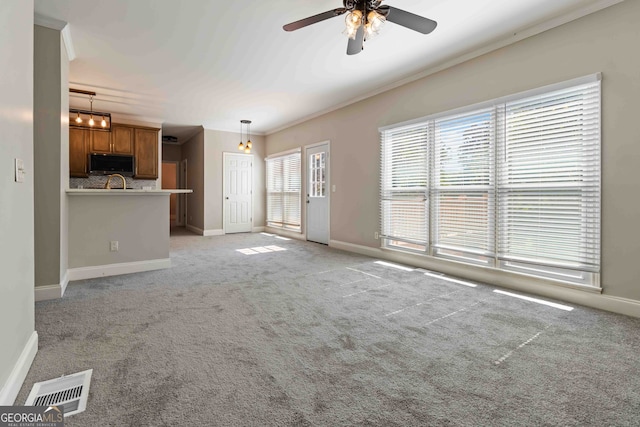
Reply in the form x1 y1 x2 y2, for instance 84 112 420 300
70 176 156 190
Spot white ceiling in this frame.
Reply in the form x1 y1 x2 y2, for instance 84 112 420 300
34 0 618 138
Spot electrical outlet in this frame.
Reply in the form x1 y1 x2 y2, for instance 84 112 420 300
374 232 379 240
110 241 119 252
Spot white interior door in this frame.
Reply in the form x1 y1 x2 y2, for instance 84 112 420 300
306 144 329 244
224 153 253 233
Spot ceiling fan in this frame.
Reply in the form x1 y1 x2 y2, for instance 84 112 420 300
283 0 438 55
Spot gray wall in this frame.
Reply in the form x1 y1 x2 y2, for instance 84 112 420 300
162 143 181 162
34 25 68 290
0 0 35 401
203 129 266 231
68 195 169 268
182 128 205 230
265 1 640 306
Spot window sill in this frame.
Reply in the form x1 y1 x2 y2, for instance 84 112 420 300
380 246 603 294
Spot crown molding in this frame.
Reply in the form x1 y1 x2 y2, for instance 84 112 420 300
34 13 76 61
265 0 625 135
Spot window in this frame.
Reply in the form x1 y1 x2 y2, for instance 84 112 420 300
309 152 326 197
266 151 301 230
380 75 601 286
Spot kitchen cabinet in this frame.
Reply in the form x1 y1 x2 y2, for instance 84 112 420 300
69 123 159 179
90 125 133 155
134 128 159 179
111 125 134 154
69 128 89 177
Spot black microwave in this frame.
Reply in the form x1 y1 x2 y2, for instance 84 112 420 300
89 153 135 176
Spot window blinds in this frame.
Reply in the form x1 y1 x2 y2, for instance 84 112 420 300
266 152 301 230
380 125 429 249
432 109 495 261
498 82 601 272
380 76 600 284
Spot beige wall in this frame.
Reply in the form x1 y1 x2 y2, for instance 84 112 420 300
203 129 266 231
0 0 35 403
34 25 69 290
266 1 640 305
182 127 205 230
68 195 169 268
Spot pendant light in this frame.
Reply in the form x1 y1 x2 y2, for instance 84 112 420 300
69 88 112 131
238 120 253 154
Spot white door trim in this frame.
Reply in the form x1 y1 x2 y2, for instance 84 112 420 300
223 152 254 234
305 141 330 244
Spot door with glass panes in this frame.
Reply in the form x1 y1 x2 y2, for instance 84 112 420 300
306 143 329 244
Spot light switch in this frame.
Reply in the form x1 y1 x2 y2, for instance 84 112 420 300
332 184 336 193
15 158 25 183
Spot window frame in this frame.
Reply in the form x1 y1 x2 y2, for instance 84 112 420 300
266 149 302 231
379 74 601 287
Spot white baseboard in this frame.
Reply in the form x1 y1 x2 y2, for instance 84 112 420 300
252 226 265 233
34 272 70 302
0 331 38 405
35 284 62 302
184 224 224 236
67 258 171 281
329 239 640 318
203 229 224 237
185 224 204 235
60 271 69 296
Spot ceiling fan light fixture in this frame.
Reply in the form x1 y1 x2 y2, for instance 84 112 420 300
283 1 437 55
344 10 363 37
369 10 385 29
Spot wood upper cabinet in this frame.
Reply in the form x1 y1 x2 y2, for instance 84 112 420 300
89 125 133 155
69 128 89 177
134 128 159 179
111 125 134 155
89 130 111 154
69 123 159 179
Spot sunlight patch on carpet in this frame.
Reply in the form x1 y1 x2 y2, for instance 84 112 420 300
236 246 287 255
493 290 574 311
374 261 414 272
423 272 478 288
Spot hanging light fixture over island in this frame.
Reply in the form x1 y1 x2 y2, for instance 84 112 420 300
69 88 112 132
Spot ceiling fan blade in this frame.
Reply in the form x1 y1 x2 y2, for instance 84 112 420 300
346 25 365 55
283 8 347 32
383 6 437 34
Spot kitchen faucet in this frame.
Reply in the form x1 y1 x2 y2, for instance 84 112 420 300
104 174 127 190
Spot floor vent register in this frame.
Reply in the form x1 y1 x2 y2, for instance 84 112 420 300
25 369 93 417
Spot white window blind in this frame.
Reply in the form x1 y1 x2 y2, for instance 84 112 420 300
380 76 600 286
266 152 301 230
380 125 429 251
498 82 601 278
432 109 495 263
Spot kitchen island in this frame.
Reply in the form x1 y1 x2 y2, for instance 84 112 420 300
66 189 192 281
